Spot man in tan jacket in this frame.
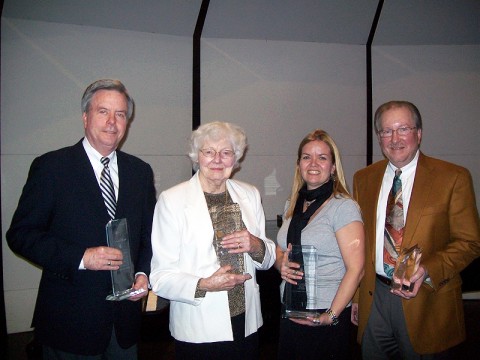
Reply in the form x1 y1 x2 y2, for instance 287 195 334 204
352 100 480 359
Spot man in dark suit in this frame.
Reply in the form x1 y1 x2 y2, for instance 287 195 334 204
351 101 480 359
7 79 156 359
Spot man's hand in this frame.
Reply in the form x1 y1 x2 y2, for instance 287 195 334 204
83 246 123 270
391 265 427 299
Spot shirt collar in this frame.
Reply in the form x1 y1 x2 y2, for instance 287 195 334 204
388 150 419 176
82 137 116 163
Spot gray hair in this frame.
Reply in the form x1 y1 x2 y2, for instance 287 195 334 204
81 79 134 120
189 121 247 171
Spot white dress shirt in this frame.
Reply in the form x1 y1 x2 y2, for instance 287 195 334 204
83 137 119 199
375 150 419 276
78 138 118 270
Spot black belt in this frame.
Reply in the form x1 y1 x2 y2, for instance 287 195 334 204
376 274 392 286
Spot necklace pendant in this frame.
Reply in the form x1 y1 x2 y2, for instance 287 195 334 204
305 200 315 208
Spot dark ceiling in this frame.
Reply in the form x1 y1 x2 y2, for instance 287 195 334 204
2 0 480 45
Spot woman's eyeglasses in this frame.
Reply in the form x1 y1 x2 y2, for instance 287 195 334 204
200 148 235 159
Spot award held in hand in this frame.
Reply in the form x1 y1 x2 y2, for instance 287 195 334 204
214 228 245 274
283 244 320 319
105 218 145 301
211 203 246 274
391 244 422 292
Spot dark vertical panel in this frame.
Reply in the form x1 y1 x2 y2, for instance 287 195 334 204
366 1 384 166
193 0 210 131
0 2 9 355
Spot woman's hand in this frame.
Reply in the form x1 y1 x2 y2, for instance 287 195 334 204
221 229 262 254
279 244 303 285
299 312 333 327
198 265 252 292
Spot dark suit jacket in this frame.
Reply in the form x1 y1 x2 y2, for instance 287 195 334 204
353 152 480 354
7 140 156 355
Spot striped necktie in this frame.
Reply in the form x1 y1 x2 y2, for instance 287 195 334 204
100 157 116 219
383 169 404 277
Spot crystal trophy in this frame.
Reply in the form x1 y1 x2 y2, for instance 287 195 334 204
105 218 145 301
283 245 320 319
211 204 245 274
391 244 422 292
214 229 244 274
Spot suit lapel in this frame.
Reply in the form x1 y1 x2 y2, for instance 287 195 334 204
403 153 434 248
73 140 117 222
72 141 109 216
366 163 387 261
226 180 257 233
185 172 216 241
116 152 128 217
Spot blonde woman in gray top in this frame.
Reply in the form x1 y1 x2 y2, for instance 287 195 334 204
274 129 365 360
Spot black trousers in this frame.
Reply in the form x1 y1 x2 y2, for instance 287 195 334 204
174 313 259 360
42 327 137 360
277 307 353 360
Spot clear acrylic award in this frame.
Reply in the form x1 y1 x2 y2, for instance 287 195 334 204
211 203 245 274
105 218 145 301
214 228 245 274
283 245 320 319
391 244 422 292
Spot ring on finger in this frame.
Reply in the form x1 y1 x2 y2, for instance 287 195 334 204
108 261 111 266
293 270 297 275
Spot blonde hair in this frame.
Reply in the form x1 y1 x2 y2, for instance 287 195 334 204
285 129 350 219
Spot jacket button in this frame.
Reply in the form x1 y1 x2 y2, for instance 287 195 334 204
369 291 373 296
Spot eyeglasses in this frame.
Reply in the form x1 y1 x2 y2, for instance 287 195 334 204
199 148 235 159
377 126 417 138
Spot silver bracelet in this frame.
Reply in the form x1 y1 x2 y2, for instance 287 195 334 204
325 308 339 326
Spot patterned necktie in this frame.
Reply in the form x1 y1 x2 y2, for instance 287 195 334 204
383 169 404 277
100 157 116 219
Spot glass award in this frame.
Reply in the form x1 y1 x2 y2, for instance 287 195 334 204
211 204 245 274
214 229 245 274
391 244 422 292
105 218 145 301
283 245 320 319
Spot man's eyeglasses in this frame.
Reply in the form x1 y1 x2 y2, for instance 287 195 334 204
377 126 417 138
199 148 235 159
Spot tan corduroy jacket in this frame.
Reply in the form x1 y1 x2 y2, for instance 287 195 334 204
353 153 480 354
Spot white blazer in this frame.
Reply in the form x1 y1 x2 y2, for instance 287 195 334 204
150 172 276 343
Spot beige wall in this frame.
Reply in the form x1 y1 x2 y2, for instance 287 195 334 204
201 38 366 219
372 45 480 201
1 18 193 333
2 17 479 333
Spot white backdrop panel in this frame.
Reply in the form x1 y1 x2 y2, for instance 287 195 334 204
202 38 366 219
372 45 480 206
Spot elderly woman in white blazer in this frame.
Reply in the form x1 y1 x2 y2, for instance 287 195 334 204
150 122 276 360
